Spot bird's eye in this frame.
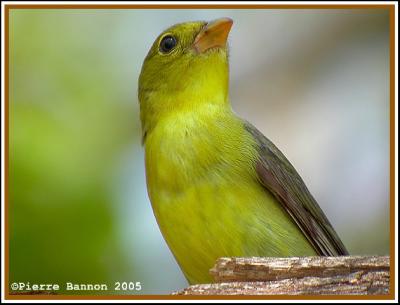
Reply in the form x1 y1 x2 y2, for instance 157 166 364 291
159 35 177 54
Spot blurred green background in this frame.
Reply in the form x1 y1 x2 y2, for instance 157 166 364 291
9 8 390 295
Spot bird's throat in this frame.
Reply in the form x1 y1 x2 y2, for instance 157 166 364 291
140 82 229 143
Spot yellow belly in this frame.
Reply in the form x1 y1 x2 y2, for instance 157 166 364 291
149 177 315 283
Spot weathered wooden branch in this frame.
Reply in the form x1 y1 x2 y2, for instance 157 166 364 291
175 256 390 295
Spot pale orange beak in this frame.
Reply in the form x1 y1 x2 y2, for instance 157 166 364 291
192 17 233 54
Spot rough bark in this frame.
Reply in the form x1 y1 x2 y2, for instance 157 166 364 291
175 256 390 295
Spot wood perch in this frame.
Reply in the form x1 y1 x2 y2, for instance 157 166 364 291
175 256 390 295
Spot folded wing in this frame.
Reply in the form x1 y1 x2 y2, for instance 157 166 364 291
244 121 349 256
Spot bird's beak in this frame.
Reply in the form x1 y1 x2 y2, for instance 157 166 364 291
192 17 233 54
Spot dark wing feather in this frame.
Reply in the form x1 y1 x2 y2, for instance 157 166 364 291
244 121 348 256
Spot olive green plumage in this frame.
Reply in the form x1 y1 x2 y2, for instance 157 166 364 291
138 18 348 284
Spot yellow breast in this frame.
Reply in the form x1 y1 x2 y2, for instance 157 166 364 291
144 105 315 284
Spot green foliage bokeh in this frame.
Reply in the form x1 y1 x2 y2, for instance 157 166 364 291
9 10 139 294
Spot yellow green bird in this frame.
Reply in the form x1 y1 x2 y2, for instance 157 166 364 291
138 17 348 285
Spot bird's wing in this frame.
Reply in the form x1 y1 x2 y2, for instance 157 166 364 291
244 121 349 256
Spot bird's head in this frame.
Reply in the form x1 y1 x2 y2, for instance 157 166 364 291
138 18 233 140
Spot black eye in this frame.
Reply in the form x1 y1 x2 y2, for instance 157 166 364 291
159 35 177 53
